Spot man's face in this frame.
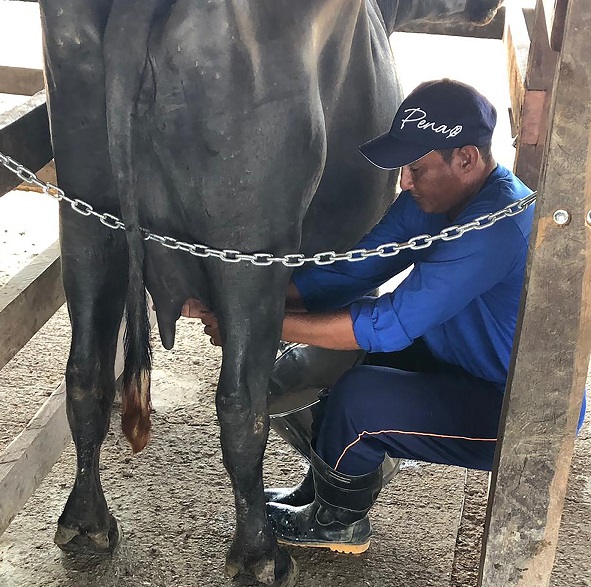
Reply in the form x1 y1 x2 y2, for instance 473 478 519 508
399 150 472 219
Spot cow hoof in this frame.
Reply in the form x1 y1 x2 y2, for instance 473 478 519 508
270 551 298 587
54 514 121 555
226 548 297 587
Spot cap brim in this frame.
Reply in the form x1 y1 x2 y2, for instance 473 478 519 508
359 132 433 170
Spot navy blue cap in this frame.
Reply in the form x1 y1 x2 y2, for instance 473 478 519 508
359 79 497 170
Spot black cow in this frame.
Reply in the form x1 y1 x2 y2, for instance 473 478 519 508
39 1 501 585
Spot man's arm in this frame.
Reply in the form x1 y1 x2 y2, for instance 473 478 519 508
281 309 360 350
184 296 360 349
349 221 523 353
292 195 414 312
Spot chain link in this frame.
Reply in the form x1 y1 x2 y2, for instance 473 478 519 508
1 149 537 267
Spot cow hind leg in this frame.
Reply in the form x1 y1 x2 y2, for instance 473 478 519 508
38 0 127 554
54 214 128 554
211 267 298 587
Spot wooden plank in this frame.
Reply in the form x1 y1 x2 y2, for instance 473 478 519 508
0 65 44 96
15 160 56 193
526 0 559 91
520 90 546 145
0 379 70 536
0 92 52 197
0 322 127 537
0 302 157 536
479 0 591 584
505 2 531 136
0 241 64 371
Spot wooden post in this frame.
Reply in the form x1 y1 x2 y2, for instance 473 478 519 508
479 0 591 585
512 0 559 191
541 0 569 51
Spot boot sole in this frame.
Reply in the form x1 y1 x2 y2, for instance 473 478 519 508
277 537 370 555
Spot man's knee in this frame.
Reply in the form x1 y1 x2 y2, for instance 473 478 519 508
326 366 375 414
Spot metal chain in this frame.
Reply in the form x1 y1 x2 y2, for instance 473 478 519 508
1 150 537 267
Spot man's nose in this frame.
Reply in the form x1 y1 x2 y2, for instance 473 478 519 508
400 166 413 191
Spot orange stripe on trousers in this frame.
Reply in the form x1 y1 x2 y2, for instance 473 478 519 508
334 429 497 471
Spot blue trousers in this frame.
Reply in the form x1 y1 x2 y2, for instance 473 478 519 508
315 339 504 475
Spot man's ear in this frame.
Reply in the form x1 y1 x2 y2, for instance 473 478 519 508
456 145 479 172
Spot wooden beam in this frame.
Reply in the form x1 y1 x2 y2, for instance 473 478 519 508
0 241 64 371
0 66 44 96
0 92 52 197
519 90 546 145
15 160 56 193
395 6 505 39
527 0 559 91
479 0 591 584
0 379 70 536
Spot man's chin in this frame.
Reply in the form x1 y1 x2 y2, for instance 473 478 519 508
415 199 433 213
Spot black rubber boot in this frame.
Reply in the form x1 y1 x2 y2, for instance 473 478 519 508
266 450 382 554
265 453 399 506
265 466 315 506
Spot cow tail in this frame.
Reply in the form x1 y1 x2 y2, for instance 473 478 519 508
121 229 152 454
104 0 163 453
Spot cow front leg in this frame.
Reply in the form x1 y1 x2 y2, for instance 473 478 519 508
212 270 297 587
54 211 128 554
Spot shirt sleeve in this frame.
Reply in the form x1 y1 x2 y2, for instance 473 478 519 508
293 193 416 311
350 219 525 352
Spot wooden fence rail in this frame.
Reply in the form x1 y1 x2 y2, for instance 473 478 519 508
0 65 44 96
0 241 63 371
0 93 52 196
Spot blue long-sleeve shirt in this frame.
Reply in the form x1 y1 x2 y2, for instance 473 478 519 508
293 164 534 387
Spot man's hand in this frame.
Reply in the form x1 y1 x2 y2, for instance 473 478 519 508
182 299 221 346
